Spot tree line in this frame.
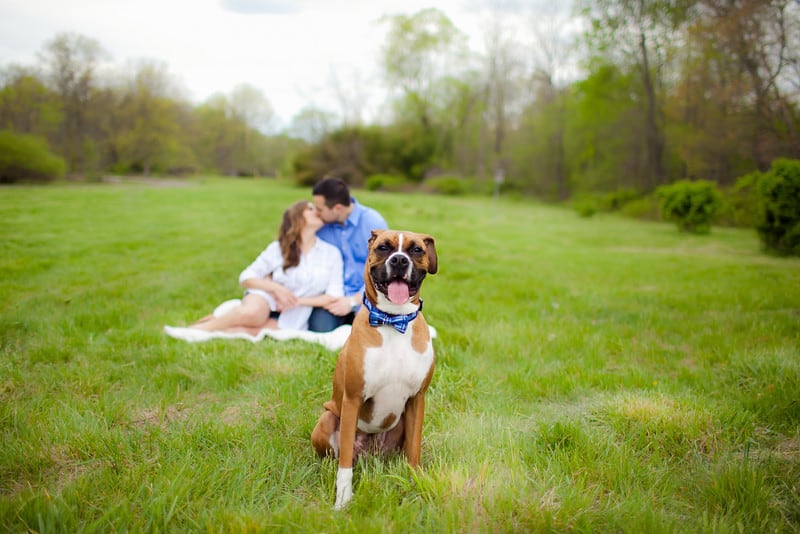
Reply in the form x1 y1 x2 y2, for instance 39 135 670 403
1 1 799 204
0 33 299 181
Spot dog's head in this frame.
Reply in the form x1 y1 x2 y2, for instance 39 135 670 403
364 229 437 313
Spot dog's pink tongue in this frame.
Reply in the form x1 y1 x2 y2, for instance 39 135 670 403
387 281 410 304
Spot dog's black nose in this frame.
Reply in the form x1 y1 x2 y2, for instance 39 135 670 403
389 255 409 269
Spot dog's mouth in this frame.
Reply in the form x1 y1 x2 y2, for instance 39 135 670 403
374 278 420 305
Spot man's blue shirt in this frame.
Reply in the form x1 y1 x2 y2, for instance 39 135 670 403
316 197 388 297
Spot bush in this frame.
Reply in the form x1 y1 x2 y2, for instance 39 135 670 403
422 175 469 196
656 179 722 234
620 195 661 221
603 188 640 211
573 197 599 218
365 173 410 192
0 130 66 183
717 172 763 228
755 159 800 256
571 189 641 218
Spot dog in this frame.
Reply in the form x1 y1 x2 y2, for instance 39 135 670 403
311 229 438 509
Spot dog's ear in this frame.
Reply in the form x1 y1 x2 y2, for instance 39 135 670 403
423 235 437 274
369 229 385 247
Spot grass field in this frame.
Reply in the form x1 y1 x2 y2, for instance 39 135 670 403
1 177 799 532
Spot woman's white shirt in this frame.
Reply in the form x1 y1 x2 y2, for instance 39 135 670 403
238 239 343 330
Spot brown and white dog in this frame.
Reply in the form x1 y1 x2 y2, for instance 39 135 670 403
311 229 438 509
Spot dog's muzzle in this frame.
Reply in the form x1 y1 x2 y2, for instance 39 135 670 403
386 252 412 279
372 252 426 305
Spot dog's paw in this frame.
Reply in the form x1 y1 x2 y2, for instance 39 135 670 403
333 467 353 510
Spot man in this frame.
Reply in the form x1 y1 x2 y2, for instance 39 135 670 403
307 176 388 332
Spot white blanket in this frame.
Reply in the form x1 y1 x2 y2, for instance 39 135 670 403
163 323 354 351
164 299 437 351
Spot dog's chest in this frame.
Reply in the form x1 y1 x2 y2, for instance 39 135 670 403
357 327 433 433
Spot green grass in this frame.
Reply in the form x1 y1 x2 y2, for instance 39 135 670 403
1 177 799 532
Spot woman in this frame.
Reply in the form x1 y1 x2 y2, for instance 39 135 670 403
185 200 343 334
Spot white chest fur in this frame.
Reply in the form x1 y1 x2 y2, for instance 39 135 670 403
358 326 434 433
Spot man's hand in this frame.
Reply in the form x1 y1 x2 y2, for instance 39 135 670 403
325 296 355 317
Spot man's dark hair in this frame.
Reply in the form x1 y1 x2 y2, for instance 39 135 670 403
313 176 351 208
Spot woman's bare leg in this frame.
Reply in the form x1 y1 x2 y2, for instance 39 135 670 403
191 314 215 325
221 318 279 335
190 294 272 332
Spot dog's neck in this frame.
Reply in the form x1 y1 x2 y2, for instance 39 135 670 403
362 296 421 334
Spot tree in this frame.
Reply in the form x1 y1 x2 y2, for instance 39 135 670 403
229 84 275 176
661 0 800 186
112 60 183 176
192 94 241 175
481 14 527 183
694 1 799 169
435 74 485 180
579 0 694 189
506 2 575 199
0 66 62 139
564 62 647 193
327 67 372 127
289 106 337 143
230 83 275 134
381 8 470 178
38 32 108 174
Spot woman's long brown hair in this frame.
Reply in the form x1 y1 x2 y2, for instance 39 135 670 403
278 200 310 270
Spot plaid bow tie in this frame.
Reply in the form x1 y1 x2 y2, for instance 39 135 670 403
363 296 422 334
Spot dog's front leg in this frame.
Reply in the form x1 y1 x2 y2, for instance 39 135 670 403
334 393 361 510
403 392 426 467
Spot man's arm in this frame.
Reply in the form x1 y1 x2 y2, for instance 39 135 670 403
324 293 360 316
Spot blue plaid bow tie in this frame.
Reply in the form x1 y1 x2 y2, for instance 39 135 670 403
363 296 422 334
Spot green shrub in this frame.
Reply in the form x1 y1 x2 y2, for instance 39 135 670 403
573 197 598 218
0 130 66 183
717 172 763 228
423 175 468 196
755 158 800 256
656 179 722 234
365 173 409 192
571 189 640 218
603 188 640 211
620 195 661 221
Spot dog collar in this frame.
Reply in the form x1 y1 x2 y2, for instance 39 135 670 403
362 295 422 334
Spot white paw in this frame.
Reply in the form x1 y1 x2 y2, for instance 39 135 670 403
333 467 353 510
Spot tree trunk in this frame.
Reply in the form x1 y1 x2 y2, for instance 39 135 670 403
638 24 665 189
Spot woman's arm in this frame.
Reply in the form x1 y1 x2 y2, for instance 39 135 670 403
297 294 337 308
238 243 300 310
241 277 298 310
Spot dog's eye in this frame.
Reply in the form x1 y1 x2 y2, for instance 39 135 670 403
376 243 392 252
410 246 424 255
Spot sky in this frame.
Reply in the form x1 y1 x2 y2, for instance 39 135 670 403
0 0 578 131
